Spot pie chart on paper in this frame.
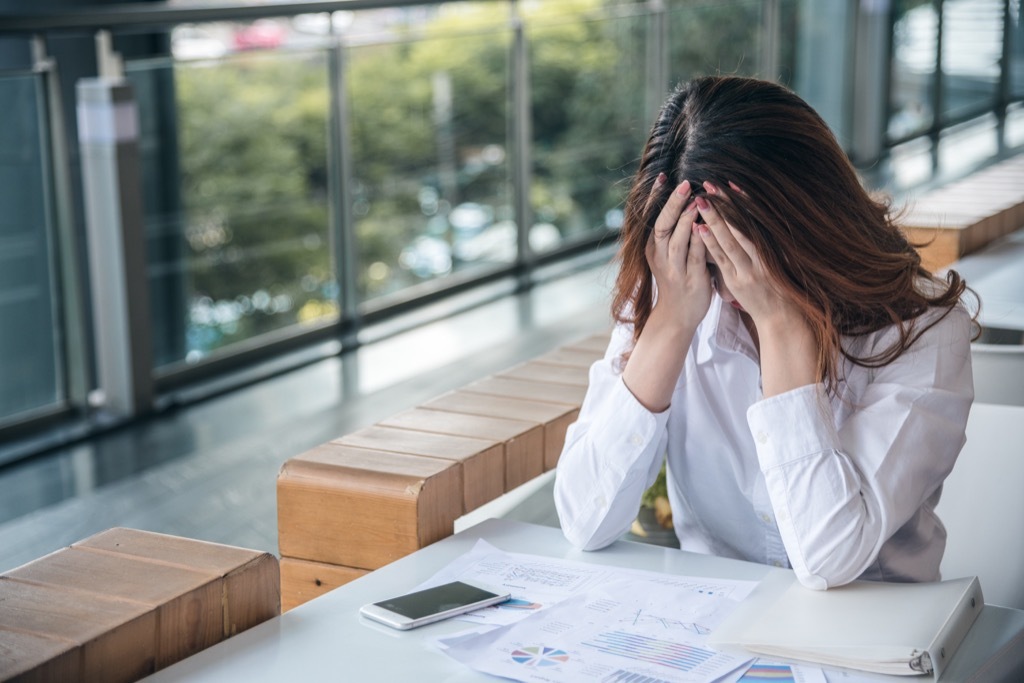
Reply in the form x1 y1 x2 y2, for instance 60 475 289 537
510 645 570 667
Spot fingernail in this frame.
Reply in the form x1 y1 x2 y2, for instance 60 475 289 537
695 196 710 210
654 172 667 188
683 199 696 214
676 180 690 196
703 181 718 195
699 225 709 235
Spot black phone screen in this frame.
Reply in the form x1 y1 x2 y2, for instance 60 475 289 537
373 581 499 619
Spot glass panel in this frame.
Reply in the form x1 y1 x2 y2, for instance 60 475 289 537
940 0 1003 123
128 46 335 367
0 73 63 423
889 0 938 141
346 11 512 302
666 0 763 86
526 4 648 253
1011 0 1024 97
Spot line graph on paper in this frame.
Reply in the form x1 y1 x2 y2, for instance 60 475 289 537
622 609 711 635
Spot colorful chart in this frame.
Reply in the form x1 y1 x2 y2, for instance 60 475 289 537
510 645 571 667
582 630 715 672
603 669 674 683
738 663 796 682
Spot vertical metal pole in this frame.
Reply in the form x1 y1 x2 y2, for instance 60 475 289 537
646 0 668 121
931 0 944 169
997 0 1012 151
760 0 781 82
32 35 92 411
328 21 360 348
510 0 533 291
77 31 154 417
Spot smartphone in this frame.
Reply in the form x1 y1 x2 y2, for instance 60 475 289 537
359 580 511 630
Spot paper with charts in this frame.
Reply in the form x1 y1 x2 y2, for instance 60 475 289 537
423 541 830 682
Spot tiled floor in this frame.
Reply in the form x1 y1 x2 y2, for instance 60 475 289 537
0 260 616 572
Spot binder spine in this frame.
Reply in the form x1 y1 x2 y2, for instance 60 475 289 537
926 577 985 680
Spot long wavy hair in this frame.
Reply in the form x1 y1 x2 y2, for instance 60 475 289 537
613 76 974 392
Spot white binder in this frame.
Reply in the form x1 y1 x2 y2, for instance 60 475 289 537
710 571 984 679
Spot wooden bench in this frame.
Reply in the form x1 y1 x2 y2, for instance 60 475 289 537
900 154 1024 272
276 331 609 611
0 528 279 683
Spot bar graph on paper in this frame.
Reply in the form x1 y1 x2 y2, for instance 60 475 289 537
582 630 716 672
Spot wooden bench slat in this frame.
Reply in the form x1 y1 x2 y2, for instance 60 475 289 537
336 426 504 511
380 408 544 490
277 444 462 570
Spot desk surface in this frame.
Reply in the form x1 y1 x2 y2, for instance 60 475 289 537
143 518 1024 682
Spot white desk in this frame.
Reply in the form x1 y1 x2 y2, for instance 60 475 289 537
142 518 1024 682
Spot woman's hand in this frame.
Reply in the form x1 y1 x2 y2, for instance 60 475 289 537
693 182 799 328
621 176 712 413
695 182 819 397
645 178 714 333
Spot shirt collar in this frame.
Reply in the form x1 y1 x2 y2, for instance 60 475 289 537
699 294 759 363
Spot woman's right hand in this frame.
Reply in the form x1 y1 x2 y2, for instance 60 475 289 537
622 177 712 413
645 178 713 334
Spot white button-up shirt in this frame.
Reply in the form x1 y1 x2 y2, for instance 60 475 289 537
554 294 974 589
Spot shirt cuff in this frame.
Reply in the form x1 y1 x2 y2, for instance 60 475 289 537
584 376 668 477
746 383 841 471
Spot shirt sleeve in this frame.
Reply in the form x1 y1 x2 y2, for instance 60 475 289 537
553 322 670 550
747 306 975 589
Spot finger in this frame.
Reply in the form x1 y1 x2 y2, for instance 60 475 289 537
653 181 692 240
705 181 759 260
667 198 700 261
686 219 708 271
727 180 747 196
695 195 749 270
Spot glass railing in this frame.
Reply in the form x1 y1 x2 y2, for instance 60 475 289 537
0 70 65 428
2 0 1023 450
128 49 336 366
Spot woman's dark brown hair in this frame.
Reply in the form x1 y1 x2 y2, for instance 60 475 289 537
613 76 972 391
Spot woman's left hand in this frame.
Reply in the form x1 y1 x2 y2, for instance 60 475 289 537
694 183 801 328
695 182 819 397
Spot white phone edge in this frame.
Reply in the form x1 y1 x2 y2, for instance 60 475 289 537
359 582 511 630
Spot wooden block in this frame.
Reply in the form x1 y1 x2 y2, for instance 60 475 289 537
535 347 603 367
337 426 504 512
277 444 462 570
903 227 962 271
0 627 78 683
6 548 221 669
381 408 544 490
280 557 367 612
73 528 280 638
562 331 612 353
462 375 588 407
421 391 579 470
0 577 157 683
542 408 579 470
497 360 590 387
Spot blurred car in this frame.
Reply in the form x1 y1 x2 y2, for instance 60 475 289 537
233 20 287 51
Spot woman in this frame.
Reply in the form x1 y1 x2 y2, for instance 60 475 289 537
553 76 976 590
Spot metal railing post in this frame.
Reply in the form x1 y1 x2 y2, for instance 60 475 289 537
32 35 92 412
77 30 154 417
327 20 361 347
760 0 780 82
510 0 533 291
646 0 667 121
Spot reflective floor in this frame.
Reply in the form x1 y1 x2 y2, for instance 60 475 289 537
0 259 616 572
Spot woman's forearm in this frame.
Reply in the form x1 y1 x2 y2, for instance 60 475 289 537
621 308 696 412
757 314 818 399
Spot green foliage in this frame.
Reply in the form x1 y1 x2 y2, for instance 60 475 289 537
171 0 770 354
